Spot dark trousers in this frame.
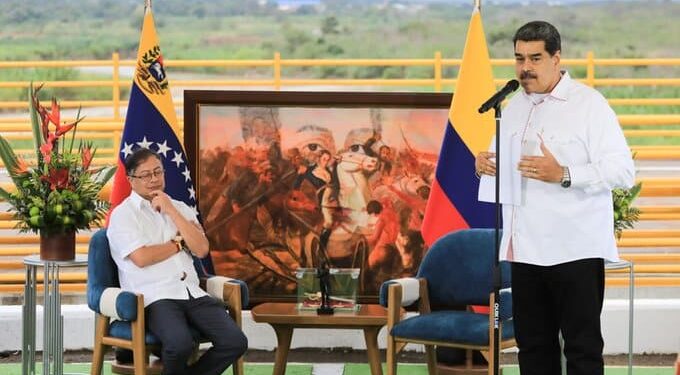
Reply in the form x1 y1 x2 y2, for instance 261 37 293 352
511 258 605 375
146 295 248 375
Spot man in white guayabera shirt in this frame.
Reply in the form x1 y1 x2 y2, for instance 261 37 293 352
107 148 247 375
475 21 635 375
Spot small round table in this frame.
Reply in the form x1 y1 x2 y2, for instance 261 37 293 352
22 254 88 375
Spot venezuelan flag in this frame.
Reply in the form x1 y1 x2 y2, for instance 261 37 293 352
108 5 198 226
421 6 497 246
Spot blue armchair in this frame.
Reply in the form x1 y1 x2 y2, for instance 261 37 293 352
86 229 248 375
379 229 515 375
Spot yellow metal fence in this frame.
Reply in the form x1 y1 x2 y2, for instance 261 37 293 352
1 51 679 162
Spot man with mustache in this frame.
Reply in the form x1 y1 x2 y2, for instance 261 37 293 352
107 148 248 375
475 21 635 375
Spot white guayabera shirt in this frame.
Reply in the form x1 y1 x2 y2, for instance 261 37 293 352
107 191 207 306
482 71 635 266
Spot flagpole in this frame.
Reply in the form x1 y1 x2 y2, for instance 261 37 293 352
145 0 151 9
475 0 481 11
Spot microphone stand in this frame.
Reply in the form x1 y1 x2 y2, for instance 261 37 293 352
492 103 502 375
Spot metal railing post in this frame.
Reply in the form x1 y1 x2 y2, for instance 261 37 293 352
434 51 442 92
112 52 121 120
586 51 595 87
274 52 281 91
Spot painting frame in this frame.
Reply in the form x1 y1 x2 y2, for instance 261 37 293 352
184 90 451 305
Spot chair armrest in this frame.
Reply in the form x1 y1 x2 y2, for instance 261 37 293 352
382 278 428 338
379 277 421 308
98 287 140 321
203 276 248 329
204 276 249 310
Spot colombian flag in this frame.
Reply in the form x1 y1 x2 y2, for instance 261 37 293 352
108 6 198 228
421 6 497 246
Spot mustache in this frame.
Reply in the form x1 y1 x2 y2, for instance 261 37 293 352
520 71 537 80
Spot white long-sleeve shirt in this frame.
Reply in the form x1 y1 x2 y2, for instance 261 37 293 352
494 71 635 266
107 191 207 306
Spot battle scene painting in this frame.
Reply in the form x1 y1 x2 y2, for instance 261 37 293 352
184 91 451 303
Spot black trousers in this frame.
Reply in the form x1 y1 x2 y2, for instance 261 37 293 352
511 258 605 375
146 295 248 375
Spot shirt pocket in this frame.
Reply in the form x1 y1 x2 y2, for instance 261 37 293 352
542 133 589 166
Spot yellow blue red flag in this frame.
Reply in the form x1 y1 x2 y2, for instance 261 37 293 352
421 6 497 246
108 6 197 221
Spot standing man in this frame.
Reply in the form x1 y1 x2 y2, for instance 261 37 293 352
475 21 635 374
107 148 247 375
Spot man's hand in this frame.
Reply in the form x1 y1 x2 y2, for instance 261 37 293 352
150 190 178 215
475 151 497 176
517 142 563 182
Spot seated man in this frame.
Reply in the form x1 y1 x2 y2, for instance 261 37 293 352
107 148 247 375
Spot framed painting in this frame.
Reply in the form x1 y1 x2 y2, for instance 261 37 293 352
184 90 451 305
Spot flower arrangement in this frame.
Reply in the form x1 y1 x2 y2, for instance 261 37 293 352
0 83 115 237
613 182 642 240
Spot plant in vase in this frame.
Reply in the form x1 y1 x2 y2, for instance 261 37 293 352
613 182 642 240
0 83 115 260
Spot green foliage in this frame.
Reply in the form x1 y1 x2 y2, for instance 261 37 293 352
613 183 642 240
0 84 115 235
321 16 340 36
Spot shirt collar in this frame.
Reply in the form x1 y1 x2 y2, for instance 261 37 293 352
521 70 571 103
129 190 152 211
549 70 571 101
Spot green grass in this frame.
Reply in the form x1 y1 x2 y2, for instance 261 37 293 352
343 363 675 375
0 362 312 375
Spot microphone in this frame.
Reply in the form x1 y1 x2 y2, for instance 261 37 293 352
478 79 520 113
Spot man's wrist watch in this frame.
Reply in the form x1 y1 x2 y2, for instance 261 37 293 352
560 166 571 188
172 235 183 252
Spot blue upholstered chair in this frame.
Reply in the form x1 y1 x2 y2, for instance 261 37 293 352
86 229 248 375
379 229 515 375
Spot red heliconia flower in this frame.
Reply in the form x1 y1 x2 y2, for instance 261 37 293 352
37 106 51 142
35 97 79 140
12 156 29 175
55 120 78 136
39 133 58 164
42 167 70 191
81 145 93 171
47 98 60 127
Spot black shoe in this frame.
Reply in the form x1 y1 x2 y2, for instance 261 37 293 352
115 348 134 364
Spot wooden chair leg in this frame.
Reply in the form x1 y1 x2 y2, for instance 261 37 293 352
386 336 397 375
132 346 147 375
91 314 108 375
232 356 244 375
425 345 437 375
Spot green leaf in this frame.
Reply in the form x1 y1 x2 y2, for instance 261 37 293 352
93 165 117 186
629 182 642 199
0 135 21 185
28 82 43 162
0 186 13 201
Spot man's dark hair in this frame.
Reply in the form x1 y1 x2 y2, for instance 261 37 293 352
513 21 561 56
124 148 162 175
366 200 383 215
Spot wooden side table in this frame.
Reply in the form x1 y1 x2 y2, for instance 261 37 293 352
251 302 398 375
